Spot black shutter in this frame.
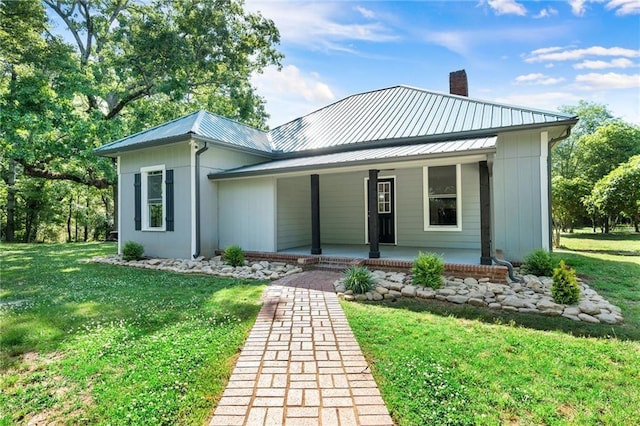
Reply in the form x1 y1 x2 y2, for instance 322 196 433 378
165 169 174 231
134 173 141 230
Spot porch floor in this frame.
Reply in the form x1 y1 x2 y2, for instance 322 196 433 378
279 244 481 265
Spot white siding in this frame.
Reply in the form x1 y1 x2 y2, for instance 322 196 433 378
492 130 543 262
277 176 311 250
218 177 276 252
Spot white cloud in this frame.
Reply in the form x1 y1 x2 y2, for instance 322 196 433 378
573 58 636 69
525 46 640 62
355 5 375 19
514 73 565 85
534 7 559 18
487 0 527 15
252 65 337 126
575 72 640 89
245 1 398 52
569 0 589 16
606 0 640 15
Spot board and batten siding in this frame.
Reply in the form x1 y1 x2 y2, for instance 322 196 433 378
218 177 276 252
492 130 544 262
199 146 271 257
395 164 480 249
119 143 192 259
277 176 311 250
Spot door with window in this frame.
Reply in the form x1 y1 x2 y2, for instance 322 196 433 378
368 177 395 244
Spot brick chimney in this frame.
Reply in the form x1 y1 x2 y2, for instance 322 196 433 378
449 69 468 97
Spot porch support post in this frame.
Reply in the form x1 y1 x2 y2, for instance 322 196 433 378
368 169 380 258
310 174 322 255
479 161 492 265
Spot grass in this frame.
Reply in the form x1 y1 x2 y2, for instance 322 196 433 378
343 231 640 425
0 243 266 425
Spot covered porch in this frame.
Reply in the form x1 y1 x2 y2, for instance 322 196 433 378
279 244 480 265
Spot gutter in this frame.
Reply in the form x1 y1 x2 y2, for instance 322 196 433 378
193 142 209 259
546 126 573 251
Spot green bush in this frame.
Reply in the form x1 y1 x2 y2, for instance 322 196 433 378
552 260 581 305
122 241 144 261
521 249 554 276
343 266 376 294
223 245 245 267
411 252 445 289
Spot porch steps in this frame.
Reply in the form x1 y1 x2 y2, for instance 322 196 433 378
312 257 365 273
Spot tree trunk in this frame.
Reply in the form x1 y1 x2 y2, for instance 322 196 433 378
74 194 79 242
604 216 610 234
102 192 111 240
84 196 89 242
67 197 73 242
5 159 17 242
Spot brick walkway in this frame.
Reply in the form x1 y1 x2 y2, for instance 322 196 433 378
209 271 394 426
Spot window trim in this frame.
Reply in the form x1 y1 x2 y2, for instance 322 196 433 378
141 165 166 231
423 164 462 232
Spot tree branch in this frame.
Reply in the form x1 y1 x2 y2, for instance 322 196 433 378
45 0 87 63
104 87 150 120
18 160 111 189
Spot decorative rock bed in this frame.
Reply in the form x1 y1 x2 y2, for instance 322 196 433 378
334 270 624 324
90 255 303 280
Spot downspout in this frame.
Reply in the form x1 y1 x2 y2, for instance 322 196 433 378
193 142 209 259
547 127 572 252
491 125 573 283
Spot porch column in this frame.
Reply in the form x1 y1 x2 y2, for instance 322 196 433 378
479 161 492 265
368 169 380 258
310 174 322 255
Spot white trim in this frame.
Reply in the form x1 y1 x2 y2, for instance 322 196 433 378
117 156 122 255
540 131 550 250
213 154 490 182
140 164 166 231
363 175 397 245
191 142 198 257
423 163 462 232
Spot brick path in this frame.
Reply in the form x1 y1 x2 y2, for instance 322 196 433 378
209 271 394 426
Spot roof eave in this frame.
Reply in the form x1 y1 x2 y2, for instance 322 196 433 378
208 146 497 180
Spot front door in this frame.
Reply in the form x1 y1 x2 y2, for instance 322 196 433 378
368 178 395 244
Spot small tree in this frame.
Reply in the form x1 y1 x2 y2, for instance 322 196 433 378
411 252 445 289
551 260 580 305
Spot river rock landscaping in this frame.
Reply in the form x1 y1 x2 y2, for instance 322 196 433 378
90 255 303 280
334 270 624 324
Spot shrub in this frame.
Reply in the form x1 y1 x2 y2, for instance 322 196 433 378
122 241 144 261
343 266 376 294
521 249 554 276
223 245 245 267
411 252 445 289
552 260 580 305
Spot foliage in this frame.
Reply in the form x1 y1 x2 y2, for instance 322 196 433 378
411 252 445 289
588 155 640 232
551 175 591 232
551 260 580 305
1 0 282 241
343 266 376 294
223 245 245 267
521 249 554 276
122 241 144 261
552 101 614 179
0 243 265 424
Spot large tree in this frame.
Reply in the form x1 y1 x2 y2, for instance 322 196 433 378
1 0 282 241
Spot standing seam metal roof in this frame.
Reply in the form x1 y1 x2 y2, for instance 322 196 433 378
95 85 576 156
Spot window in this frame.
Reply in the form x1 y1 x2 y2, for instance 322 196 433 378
134 166 174 232
378 181 391 214
424 164 461 231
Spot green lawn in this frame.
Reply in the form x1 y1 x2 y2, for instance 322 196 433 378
0 243 265 425
343 232 640 425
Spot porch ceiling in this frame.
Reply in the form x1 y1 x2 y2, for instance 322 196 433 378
209 136 496 179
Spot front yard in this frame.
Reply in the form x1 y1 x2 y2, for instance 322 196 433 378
0 243 265 425
344 230 640 425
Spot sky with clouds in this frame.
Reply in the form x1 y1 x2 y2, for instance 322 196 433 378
246 0 640 127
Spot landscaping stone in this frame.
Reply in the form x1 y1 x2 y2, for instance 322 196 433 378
401 285 417 297
595 313 618 324
446 295 469 304
416 289 435 299
579 301 601 315
375 286 389 295
578 313 600 323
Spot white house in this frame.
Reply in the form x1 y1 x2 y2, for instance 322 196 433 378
95 72 577 264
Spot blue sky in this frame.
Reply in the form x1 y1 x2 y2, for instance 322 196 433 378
246 0 640 127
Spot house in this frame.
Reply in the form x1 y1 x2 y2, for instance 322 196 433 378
95 71 577 264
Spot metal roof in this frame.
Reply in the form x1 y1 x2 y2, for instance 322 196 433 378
209 137 497 179
269 85 576 153
95 110 272 155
